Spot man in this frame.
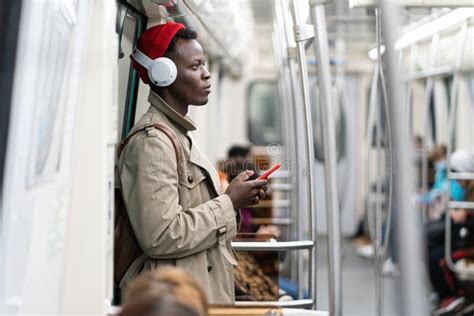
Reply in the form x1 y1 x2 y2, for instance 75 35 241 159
116 22 267 304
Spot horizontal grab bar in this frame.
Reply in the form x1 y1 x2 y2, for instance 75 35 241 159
447 201 474 210
235 298 314 309
448 172 474 180
404 65 454 81
232 240 314 251
251 218 293 225
270 183 293 191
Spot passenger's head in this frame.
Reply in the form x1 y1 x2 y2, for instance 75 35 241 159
429 144 447 164
120 295 200 316
226 159 258 182
228 145 251 160
132 22 211 106
450 149 474 187
120 267 208 316
224 145 258 181
414 135 423 149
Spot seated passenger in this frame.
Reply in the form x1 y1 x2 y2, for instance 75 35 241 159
115 22 268 304
120 267 207 316
427 149 474 312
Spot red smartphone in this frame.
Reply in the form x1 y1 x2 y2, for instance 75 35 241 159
257 163 282 180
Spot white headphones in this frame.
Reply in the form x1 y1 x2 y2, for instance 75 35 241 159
132 48 177 87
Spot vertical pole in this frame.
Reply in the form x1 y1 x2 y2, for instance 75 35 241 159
374 75 383 316
445 21 470 274
366 66 379 248
421 33 439 222
378 1 429 314
273 2 301 292
309 1 342 315
279 0 305 299
290 0 318 309
406 44 418 136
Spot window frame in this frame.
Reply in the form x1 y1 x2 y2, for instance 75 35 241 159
117 0 147 140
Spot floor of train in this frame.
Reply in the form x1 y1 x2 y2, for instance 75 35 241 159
316 236 419 316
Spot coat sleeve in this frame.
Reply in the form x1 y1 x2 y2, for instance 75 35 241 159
119 134 237 259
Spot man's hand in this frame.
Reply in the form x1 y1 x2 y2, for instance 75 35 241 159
225 170 268 209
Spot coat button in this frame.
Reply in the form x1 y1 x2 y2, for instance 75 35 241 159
207 264 213 272
188 175 194 183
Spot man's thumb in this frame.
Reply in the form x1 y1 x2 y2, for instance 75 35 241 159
236 170 254 182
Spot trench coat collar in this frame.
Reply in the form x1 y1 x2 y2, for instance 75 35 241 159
148 90 197 133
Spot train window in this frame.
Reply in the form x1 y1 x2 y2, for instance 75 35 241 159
443 76 457 148
370 81 387 147
469 73 474 102
430 90 439 143
310 78 347 161
444 77 454 112
247 81 282 145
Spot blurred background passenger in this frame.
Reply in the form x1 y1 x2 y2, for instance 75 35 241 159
220 145 280 237
120 266 208 316
427 150 474 314
218 145 289 301
222 145 258 234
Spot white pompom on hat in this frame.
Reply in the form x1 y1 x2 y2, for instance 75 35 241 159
449 149 474 172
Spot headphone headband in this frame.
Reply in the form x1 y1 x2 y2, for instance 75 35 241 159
132 48 152 69
131 48 177 87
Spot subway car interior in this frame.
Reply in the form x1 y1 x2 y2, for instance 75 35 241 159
1 0 474 315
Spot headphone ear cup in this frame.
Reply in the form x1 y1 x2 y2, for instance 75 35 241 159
148 57 177 87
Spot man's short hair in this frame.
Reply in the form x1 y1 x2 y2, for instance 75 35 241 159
164 28 198 59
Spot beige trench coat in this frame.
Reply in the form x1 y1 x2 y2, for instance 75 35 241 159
117 91 239 304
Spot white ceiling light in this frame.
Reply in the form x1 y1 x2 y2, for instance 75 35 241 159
368 45 385 60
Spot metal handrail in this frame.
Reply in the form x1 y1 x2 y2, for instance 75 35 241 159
379 1 429 314
420 33 440 223
182 0 240 65
271 183 293 191
406 43 418 135
235 299 314 309
308 1 341 315
366 9 395 316
403 65 454 81
251 218 293 226
247 200 291 208
264 171 291 179
291 0 318 309
109 300 316 313
448 172 474 180
271 23 296 276
447 201 474 210
278 0 306 299
366 65 379 252
444 20 473 276
232 240 314 251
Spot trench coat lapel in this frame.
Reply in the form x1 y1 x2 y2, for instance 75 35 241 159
188 136 221 195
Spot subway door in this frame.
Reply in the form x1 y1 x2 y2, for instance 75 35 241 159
61 0 118 314
0 0 116 315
